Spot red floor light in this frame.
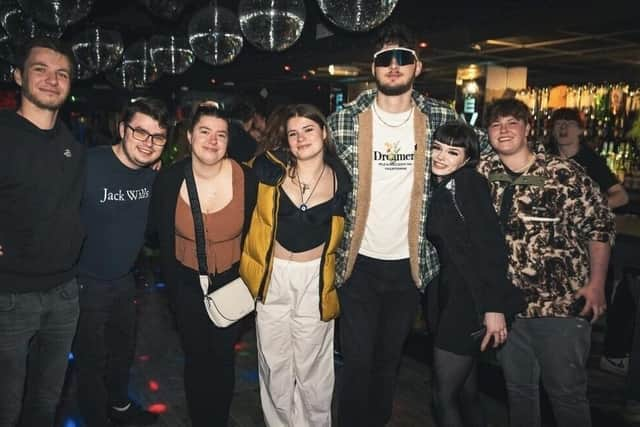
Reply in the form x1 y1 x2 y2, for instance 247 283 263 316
138 354 151 361
234 341 248 352
148 380 160 391
147 403 167 414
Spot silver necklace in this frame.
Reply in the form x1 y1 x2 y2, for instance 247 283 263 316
297 164 325 211
372 101 414 128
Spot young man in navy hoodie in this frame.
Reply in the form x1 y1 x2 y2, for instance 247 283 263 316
0 37 85 426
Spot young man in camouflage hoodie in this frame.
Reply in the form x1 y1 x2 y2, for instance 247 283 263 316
478 98 615 427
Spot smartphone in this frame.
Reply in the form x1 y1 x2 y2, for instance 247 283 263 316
470 326 486 341
569 296 586 317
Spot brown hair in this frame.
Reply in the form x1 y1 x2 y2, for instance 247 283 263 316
268 104 337 177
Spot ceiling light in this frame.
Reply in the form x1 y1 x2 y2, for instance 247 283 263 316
283 64 291 72
327 64 360 77
470 43 482 51
418 41 428 48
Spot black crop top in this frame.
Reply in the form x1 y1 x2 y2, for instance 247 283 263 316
276 176 335 253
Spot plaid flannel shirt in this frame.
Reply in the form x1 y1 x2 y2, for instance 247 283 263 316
328 89 468 289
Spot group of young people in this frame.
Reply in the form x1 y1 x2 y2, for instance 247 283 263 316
0 22 616 427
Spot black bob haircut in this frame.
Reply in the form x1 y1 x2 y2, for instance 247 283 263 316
432 121 480 167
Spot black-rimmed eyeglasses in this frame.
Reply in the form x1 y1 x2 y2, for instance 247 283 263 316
373 47 417 67
124 123 167 146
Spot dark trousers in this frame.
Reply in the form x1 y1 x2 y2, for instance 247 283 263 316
74 274 137 427
174 266 239 427
337 255 420 427
603 273 636 357
626 273 640 401
0 278 80 427
498 317 591 427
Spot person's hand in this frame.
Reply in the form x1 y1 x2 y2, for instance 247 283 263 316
481 312 507 351
151 159 162 171
576 282 607 323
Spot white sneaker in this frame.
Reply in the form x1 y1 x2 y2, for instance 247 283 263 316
599 356 629 376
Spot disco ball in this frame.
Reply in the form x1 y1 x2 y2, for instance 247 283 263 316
0 28 14 63
316 0 398 32
0 59 13 82
71 27 123 72
150 35 194 74
239 0 305 52
138 0 185 21
188 5 243 66
1 4 63 43
107 40 161 90
74 60 95 80
17 0 94 27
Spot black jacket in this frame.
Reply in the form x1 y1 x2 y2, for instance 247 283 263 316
426 167 525 330
0 111 86 292
146 157 257 296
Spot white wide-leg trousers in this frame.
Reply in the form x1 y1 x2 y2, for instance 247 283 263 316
255 257 335 427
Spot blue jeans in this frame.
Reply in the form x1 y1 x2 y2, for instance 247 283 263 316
497 317 591 427
0 279 80 427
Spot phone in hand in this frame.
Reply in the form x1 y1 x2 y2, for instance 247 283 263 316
470 326 487 341
569 296 590 320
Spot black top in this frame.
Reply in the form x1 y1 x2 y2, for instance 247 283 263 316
78 145 156 280
571 144 618 193
276 182 334 253
146 157 257 296
0 111 86 293
228 121 258 163
426 167 525 353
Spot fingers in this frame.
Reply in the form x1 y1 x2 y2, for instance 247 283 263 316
480 328 508 351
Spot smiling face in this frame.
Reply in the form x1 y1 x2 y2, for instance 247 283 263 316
118 112 166 169
286 116 326 162
431 141 469 177
188 115 229 166
487 115 531 157
372 44 422 96
14 46 72 111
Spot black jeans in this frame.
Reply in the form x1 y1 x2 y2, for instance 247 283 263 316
337 255 420 427
0 279 79 427
603 273 636 357
75 274 137 427
626 272 640 401
497 317 591 427
174 265 239 427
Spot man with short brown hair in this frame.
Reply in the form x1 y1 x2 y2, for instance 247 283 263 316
0 37 85 426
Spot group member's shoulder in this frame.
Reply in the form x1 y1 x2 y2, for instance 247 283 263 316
250 151 285 186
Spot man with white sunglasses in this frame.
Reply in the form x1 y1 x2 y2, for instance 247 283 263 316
328 23 461 426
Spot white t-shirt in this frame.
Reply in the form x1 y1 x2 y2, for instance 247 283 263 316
359 103 415 260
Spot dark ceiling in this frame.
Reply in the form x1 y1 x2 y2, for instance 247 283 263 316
8 1 640 101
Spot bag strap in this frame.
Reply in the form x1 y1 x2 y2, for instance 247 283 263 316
183 162 211 295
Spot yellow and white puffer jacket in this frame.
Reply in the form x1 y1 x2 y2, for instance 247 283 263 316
240 150 352 321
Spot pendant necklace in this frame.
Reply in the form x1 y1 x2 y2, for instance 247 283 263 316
297 164 325 211
372 101 414 128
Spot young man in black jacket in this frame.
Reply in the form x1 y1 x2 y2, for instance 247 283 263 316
0 37 85 426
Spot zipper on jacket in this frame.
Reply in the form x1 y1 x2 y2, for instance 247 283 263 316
256 152 286 301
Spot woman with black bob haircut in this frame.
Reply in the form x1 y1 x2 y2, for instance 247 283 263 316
426 121 525 426
240 103 351 426
146 104 257 427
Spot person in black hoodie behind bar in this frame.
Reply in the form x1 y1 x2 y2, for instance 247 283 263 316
0 37 86 427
